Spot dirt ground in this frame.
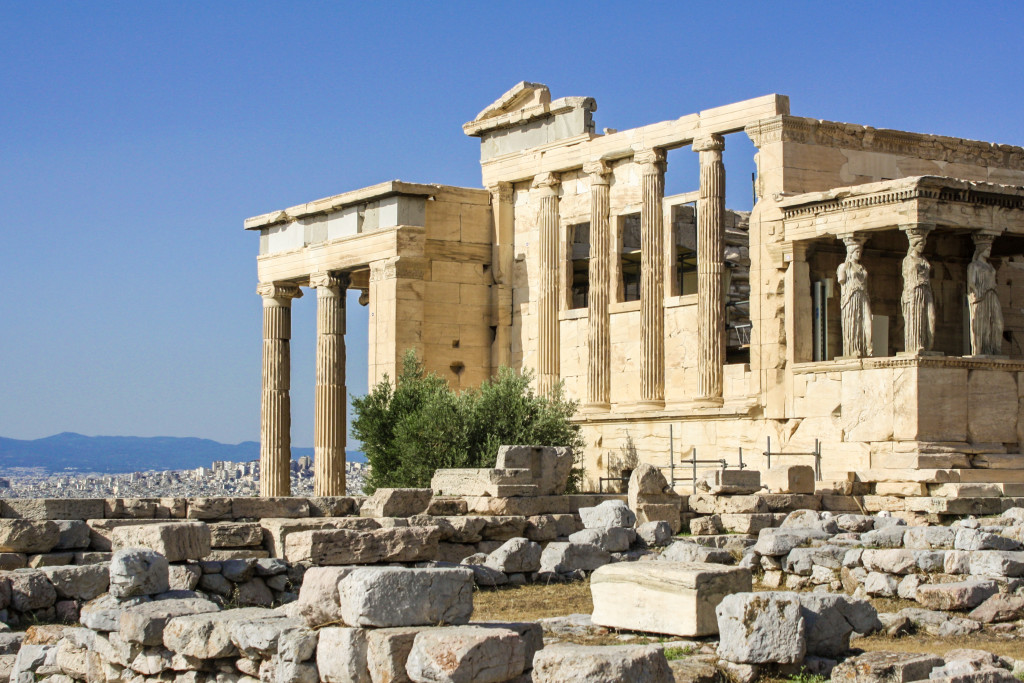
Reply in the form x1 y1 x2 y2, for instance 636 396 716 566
472 580 1024 661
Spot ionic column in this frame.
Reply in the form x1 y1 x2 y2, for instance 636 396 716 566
257 282 302 497
584 161 612 410
311 272 347 496
489 182 514 373
534 172 561 395
694 135 726 401
637 149 666 408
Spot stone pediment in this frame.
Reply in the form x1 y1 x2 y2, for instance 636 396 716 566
471 81 551 124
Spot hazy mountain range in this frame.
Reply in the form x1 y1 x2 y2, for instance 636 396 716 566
0 432 365 475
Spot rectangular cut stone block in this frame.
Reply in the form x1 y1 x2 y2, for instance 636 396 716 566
968 370 1018 444
700 470 761 495
209 523 263 548
360 489 432 518
495 445 574 495
1 499 104 521
875 482 928 497
110 522 211 562
284 526 440 565
338 567 474 627
430 468 536 497
261 517 380 558
231 497 309 519
762 466 815 494
367 626 426 682
636 503 682 534
590 561 752 637
86 519 169 551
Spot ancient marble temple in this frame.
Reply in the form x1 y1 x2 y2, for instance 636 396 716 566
247 82 1024 499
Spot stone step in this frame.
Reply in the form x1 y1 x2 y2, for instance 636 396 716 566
953 468 1024 484
970 453 1024 469
927 482 1003 498
855 469 957 484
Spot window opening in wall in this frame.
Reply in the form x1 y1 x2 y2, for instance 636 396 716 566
670 203 698 296
620 213 642 302
568 222 590 309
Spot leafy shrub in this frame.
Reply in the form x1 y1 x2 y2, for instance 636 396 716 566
352 351 585 493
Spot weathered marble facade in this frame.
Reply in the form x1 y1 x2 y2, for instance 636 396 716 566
247 82 1024 497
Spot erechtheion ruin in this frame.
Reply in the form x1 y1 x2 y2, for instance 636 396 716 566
247 82 1024 499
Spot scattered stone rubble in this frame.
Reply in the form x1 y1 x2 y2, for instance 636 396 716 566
5 451 1024 680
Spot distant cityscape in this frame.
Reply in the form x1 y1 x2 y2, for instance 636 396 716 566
0 456 369 498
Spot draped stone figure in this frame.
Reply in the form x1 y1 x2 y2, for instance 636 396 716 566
837 236 873 357
968 233 1004 355
901 229 936 354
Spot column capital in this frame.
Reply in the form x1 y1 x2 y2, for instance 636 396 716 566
309 272 349 290
633 148 666 169
488 181 514 204
839 232 868 249
531 172 561 193
582 160 612 183
257 282 303 301
692 134 725 153
972 230 1001 244
899 223 935 237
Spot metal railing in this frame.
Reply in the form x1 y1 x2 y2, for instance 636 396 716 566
764 436 822 481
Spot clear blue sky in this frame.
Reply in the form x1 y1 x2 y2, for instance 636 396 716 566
3 2 1024 447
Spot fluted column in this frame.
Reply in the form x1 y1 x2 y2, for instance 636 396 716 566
637 149 666 408
584 161 612 410
489 182 514 373
534 172 561 395
258 282 302 497
694 135 726 401
311 272 347 496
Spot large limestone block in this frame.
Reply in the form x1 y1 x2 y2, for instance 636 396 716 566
495 445 573 495
284 526 440 565
231 615 317 662
579 500 636 529
591 562 752 637
636 503 682 534
317 626 369 682
209 523 263 548
8 569 56 611
830 651 944 683
262 517 381 557
163 607 282 659
109 548 169 598
110 522 211 562
0 520 59 554
483 537 542 573
232 497 310 519
916 579 998 611
1 498 104 520
796 592 881 658
698 470 762 495
568 527 635 553
295 566 358 628
405 625 525 683
538 542 611 574
628 463 670 510
360 489 432 518
532 643 673 683
968 370 1018 444
430 468 535 497
338 567 474 628
842 368 894 442
762 465 815 495
41 564 109 600
119 597 220 646
80 594 151 632
367 626 426 683
902 367 967 441
716 592 806 664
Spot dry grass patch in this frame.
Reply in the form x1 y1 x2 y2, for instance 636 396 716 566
852 632 1024 660
471 580 593 623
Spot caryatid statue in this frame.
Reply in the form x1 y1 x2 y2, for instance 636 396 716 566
901 228 936 354
968 232 1004 356
836 235 872 357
